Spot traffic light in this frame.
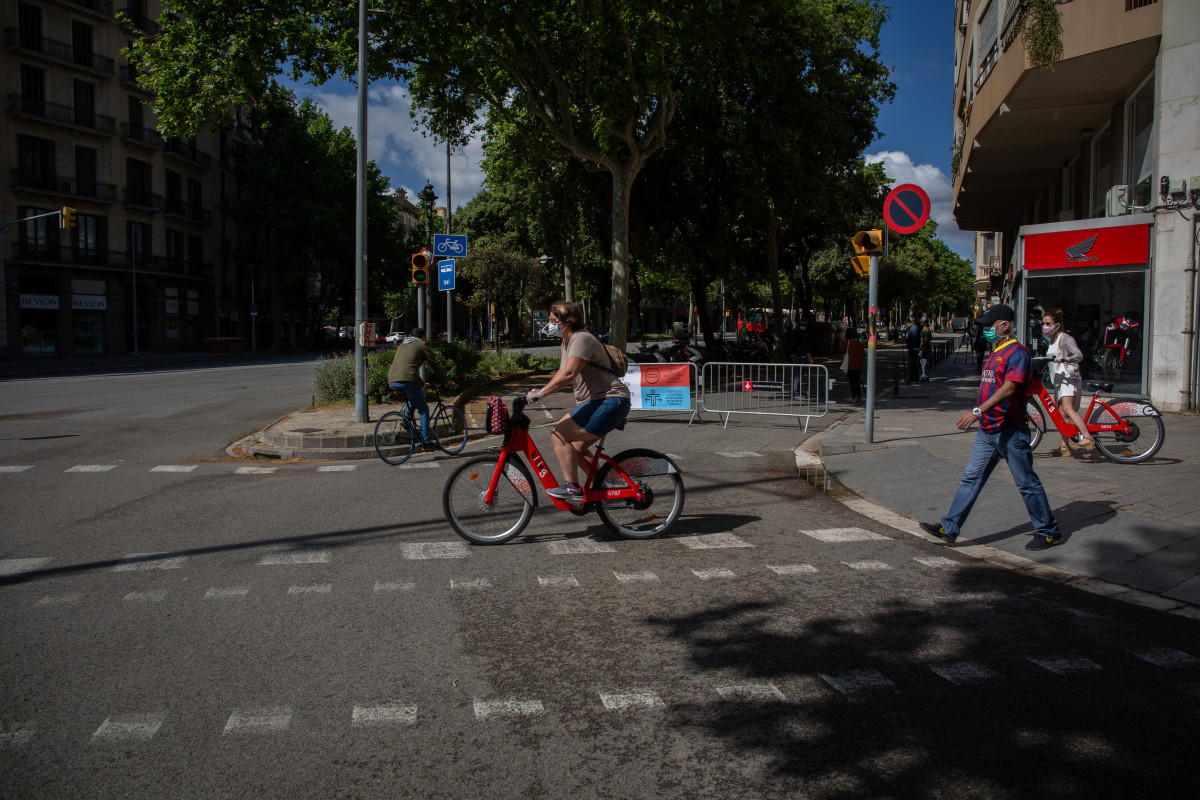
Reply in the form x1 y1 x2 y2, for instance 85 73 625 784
60 206 76 229
850 255 871 276
411 251 429 284
852 229 883 255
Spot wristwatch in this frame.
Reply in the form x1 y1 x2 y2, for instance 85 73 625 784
972 407 982 418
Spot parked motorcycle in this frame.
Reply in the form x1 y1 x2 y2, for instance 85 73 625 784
1100 313 1142 383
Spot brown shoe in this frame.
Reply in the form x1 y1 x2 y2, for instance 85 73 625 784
1051 445 1072 457
1077 438 1096 451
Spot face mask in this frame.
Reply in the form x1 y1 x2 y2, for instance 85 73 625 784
545 322 562 337
982 326 1000 343
1042 324 1057 335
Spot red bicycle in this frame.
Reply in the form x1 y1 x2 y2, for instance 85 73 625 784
442 397 685 544
1024 356 1165 463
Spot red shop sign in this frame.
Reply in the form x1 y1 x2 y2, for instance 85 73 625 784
1024 224 1150 270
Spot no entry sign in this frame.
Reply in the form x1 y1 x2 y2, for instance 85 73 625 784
883 184 931 235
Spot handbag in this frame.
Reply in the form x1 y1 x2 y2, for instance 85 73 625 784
840 352 850 372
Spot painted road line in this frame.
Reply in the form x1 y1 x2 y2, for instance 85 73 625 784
692 567 737 580
258 546 331 565
673 532 753 550
223 705 292 735
34 594 80 606
317 464 358 472
803 528 891 542
1027 656 1102 675
1131 648 1200 668
614 571 659 583
123 591 166 603
236 466 277 474
450 578 493 590
0 558 51 576
928 662 1003 685
844 560 893 571
537 575 580 588
599 690 665 711
374 581 415 592
716 681 785 702
150 465 197 473
352 704 417 727
65 464 118 472
401 542 470 560
113 553 188 571
91 712 167 742
397 462 440 470
473 699 544 720
288 584 333 595
0 466 34 473
820 670 898 695
913 556 961 569
716 452 763 458
205 586 250 599
767 564 818 575
545 538 617 555
0 723 36 745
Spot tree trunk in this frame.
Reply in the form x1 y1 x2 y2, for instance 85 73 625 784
609 166 637 351
689 271 717 351
563 232 575 303
765 202 786 362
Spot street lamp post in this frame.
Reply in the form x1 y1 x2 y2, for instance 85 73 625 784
353 0 369 423
130 207 159 356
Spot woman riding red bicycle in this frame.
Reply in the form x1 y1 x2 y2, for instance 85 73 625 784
523 300 631 502
1042 308 1095 455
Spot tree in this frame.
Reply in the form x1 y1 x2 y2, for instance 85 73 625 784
458 239 556 351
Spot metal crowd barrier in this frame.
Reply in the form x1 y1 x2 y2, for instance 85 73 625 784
698 361 830 430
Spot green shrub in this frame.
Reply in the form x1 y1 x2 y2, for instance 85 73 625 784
314 352 356 405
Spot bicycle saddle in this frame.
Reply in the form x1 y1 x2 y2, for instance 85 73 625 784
1085 381 1115 393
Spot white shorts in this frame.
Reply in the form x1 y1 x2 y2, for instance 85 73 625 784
1056 376 1081 399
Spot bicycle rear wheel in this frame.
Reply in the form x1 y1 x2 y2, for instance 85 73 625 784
443 455 534 544
433 405 468 455
374 412 415 465
1088 398 1165 464
1025 399 1045 451
594 449 685 539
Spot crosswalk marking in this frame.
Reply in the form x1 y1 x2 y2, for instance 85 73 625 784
0 558 51 576
1131 648 1200 668
929 662 1003 685
613 570 659 583
692 567 736 580
288 584 332 595
913 556 960 569
236 466 277 474
538 575 580 588
401 542 469 560
123 591 166 602
717 452 762 458
91 712 167 742
150 465 197 473
716 681 785 702
205 586 250 599
599 690 665 711
473 699 544 719
820 670 897 695
1028 656 1102 675
767 564 818 575
65 464 117 473
674 532 753 550
0 723 36 745
844 560 893 571
0 466 33 473
258 547 331 565
352 704 417 727
34 594 80 606
113 553 187 571
316 464 358 472
545 538 616 555
224 706 292 735
803 527 891 542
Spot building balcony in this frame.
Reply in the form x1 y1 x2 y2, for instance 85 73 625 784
118 4 160 35
163 138 212 169
952 0 1163 232
123 188 163 209
163 197 213 226
7 94 115 135
3 28 114 77
54 0 115 20
121 122 164 148
9 170 117 202
8 243 210 279
119 64 154 94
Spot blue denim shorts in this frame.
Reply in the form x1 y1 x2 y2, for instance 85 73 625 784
570 397 631 436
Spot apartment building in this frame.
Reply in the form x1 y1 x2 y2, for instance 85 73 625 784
953 0 1199 411
1 0 253 360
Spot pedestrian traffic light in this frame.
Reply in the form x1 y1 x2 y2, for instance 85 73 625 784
60 206 76 229
852 229 883 255
850 255 871 276
411 251 429 284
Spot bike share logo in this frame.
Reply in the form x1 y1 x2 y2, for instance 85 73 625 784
530 450 549 479
1064 234 1099 264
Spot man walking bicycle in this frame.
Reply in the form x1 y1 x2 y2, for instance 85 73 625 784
920 304 1063 551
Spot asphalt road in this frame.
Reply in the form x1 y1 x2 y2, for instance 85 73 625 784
2 357 1198 798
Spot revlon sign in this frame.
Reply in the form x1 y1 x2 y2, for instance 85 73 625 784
1024 224 1150 271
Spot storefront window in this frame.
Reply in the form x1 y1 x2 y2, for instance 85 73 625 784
1023 270 1147 395
73 310 105 354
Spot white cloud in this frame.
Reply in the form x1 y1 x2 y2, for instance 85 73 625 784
865 151 974 261
297 82 486 211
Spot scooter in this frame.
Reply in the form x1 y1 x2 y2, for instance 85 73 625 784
1100 314 1142 382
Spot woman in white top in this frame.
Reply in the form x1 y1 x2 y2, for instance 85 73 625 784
1043 308 1095 455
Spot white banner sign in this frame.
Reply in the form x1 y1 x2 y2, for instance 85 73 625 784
20 294 59 309
166 299 179 314
72 295 107 311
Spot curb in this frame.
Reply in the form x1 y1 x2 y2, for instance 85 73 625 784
796 422 1200 621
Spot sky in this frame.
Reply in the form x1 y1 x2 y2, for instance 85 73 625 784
282 0 971 259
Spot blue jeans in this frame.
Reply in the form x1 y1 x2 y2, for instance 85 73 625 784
389 381 430 443
941 425 1060 540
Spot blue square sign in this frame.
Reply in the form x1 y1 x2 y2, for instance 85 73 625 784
438 259 455 291
433 234 467 258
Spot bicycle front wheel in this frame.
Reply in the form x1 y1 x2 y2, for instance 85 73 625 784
433 405 468 455
374 412 415 465
594 449 685 540
443 455 534 544
1025 399 1046 451
1089 398 1165 464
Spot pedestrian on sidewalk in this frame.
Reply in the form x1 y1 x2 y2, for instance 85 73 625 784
786 317 815 399
905 316 922 383
839 330 866 401
1043 308 1095 456
919 316 933 381
973 321 989 373
920 303 1063 551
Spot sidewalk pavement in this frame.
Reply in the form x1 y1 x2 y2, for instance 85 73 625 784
805 347 1200 617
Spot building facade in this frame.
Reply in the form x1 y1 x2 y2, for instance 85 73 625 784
953 0 1199 411
1 0 254 360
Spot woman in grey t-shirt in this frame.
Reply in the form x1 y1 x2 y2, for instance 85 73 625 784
525 300 631 500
